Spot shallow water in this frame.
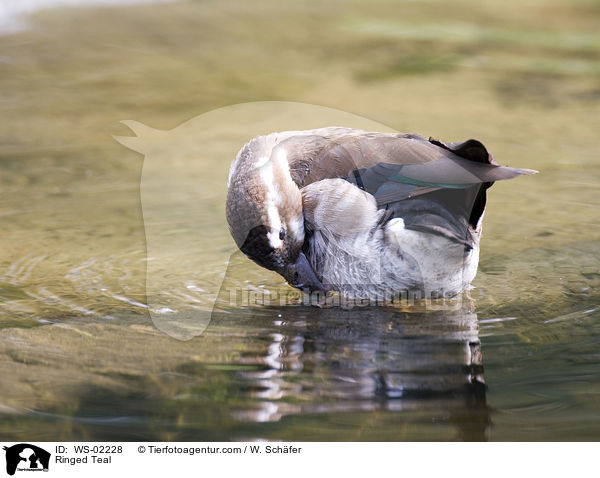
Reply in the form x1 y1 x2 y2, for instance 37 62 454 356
0 0 599 441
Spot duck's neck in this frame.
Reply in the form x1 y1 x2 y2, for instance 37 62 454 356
254 138 304 245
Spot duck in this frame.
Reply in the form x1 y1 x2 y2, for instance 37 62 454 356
226 127 536 301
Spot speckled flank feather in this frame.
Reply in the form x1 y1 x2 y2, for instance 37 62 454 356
302 179 480 300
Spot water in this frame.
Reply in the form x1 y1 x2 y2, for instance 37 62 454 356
0 0 599 441
0 0 175 34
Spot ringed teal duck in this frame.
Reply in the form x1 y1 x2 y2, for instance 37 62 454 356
226 127 536 300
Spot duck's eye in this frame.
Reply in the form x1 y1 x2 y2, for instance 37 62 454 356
279 227 286 241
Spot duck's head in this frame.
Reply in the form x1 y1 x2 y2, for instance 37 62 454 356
226 139 327 292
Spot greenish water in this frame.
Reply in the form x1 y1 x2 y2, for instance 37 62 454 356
0 0 599 441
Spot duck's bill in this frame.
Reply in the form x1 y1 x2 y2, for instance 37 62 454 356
283 251 330 293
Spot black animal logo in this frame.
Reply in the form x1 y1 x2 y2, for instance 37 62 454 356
3 444 50 475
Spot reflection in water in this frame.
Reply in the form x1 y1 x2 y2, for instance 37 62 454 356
0 299 491 441
1 0 598 442
211 298 491 441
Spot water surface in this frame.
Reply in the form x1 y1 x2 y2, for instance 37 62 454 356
0 0 599 441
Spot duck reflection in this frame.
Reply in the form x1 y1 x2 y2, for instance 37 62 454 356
211 286 490 440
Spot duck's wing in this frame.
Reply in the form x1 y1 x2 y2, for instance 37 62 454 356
297 133 535 197
284 132 536 247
